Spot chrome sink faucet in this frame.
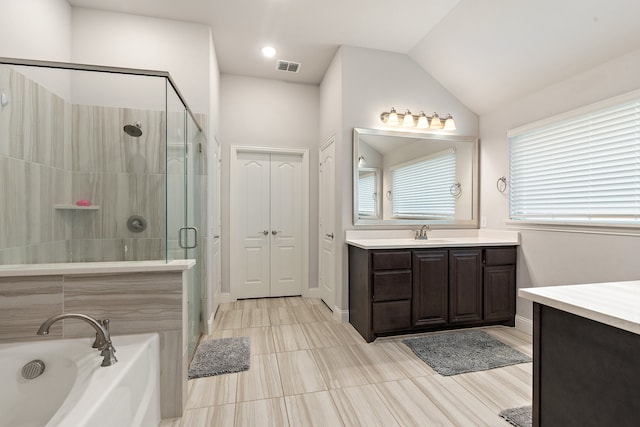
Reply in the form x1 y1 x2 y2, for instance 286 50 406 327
37 313 117 367
415 224 431 240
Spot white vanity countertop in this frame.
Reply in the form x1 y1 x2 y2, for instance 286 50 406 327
519 281 640 335
0 259 196 277
345 229 520 249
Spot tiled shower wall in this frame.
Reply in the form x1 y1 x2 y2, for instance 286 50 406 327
0 66 209 266
0 66 72 264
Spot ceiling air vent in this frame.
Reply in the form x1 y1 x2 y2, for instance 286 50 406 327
276 60 301 73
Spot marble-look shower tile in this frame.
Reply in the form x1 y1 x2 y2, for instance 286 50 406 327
11 69 35 162
70 171 103 239
0 275 63 341
72 105 109 172
0 67 11 158
1 157 26 248
63 271 182 336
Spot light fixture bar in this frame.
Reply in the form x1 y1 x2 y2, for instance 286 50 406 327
380 107 456 131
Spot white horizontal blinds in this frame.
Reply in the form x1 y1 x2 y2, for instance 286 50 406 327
358 171 377 217
392 150 456 218
509 99 640 222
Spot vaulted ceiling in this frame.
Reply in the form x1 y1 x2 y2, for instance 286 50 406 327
67 0 640 114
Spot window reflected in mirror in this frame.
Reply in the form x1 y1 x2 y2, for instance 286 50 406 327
353 128 478 226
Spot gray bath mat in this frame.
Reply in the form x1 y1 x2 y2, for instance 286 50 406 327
499 406 532 427
188 336 250 379
402 330 531 376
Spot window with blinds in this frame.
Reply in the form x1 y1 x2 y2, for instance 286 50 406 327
358 169 378 217
509 97 640 224
391 149 456 219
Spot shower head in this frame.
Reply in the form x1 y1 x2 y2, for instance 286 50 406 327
123 122 142 137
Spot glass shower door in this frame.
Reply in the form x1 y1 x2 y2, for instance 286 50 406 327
166 82 200 358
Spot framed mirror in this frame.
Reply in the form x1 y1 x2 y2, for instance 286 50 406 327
353 128 478 226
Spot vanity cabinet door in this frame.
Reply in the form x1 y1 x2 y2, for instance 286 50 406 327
412 250 448 328
484 265 516 322
449 249 483 324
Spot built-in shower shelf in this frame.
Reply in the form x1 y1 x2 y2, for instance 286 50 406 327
55 204 101 211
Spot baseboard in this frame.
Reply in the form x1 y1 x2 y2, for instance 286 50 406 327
217 292 235 304
206 312 216 335
515 314 533 335
333 307 349 323
304 287 322 299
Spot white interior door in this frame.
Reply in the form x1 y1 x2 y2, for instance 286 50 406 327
319 139 336 310
210 139 221 322
235 152 271 299
232 150 304 299
270 153 303 296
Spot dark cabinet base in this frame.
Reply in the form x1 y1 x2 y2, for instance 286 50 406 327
533 304 640 427
348 245 517 342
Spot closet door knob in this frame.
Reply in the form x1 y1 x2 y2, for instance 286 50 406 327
262 230 269 235
272 230 278 235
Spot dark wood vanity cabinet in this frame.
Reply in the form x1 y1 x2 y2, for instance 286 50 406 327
349 245 517 342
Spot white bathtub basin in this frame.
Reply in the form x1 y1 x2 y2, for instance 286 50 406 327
0 333 160 427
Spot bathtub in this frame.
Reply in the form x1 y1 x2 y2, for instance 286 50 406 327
0 333 160 427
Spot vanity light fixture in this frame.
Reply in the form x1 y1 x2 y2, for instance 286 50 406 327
380 108 456 131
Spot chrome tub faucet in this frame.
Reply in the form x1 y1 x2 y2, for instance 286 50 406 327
37 313 117 367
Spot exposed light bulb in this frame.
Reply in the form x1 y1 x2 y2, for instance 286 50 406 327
261 46 276 58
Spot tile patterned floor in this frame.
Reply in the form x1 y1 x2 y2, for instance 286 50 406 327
160 297 532 426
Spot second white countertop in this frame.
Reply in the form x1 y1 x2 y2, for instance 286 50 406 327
519 281 640 335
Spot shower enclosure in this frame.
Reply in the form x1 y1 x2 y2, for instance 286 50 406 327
0 58 206 356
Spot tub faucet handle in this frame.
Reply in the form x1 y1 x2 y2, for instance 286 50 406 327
100 342 118 367
92 319 111 349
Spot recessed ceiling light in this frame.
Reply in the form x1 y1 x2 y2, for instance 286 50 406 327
261 46 276 58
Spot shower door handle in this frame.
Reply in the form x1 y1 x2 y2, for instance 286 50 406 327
179 226 198 249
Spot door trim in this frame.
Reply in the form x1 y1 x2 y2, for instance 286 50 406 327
230 145 310 300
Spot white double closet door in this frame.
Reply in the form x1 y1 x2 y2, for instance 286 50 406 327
233 151 304 299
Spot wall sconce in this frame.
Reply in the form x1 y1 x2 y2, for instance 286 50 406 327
380 107 456 130
358 155 366 167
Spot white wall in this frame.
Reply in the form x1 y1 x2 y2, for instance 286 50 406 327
219 74 320 294
330 46 479 312
71 7 211 114
0 0 71 62
0 0 72 99
480 47 640 321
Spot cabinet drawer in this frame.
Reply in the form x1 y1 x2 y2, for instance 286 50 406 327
485 247 517 265
373 271 411 302
371 251 412 270
372 300 412 333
